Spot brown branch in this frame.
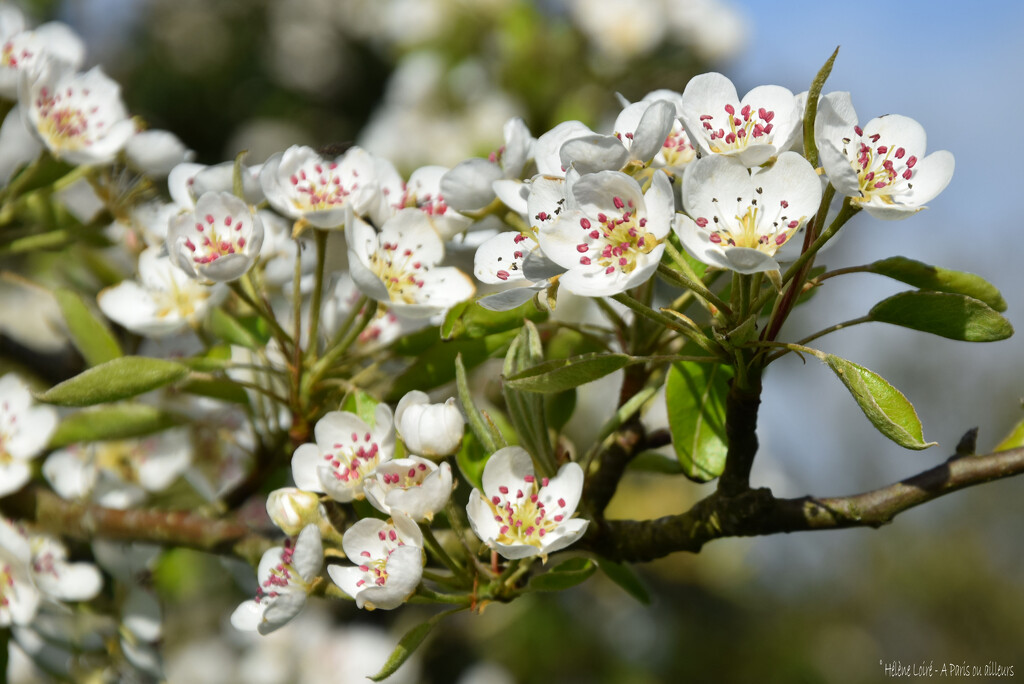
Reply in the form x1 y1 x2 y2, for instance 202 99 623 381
585 446 1024 562
0 486 275 566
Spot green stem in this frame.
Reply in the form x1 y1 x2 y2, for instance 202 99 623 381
793 315 872 348
304 229 329 366
305 299 378 392
420 523 471 583
612 292 720 357
229 278 291 349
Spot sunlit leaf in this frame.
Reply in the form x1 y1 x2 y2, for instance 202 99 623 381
821 354 935 450
55 288 121 366
868 291 1012 342
666 361 732 482
867 257 1006 311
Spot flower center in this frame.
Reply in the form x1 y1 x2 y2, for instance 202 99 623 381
289 162 355 212
487 473 572 548
255 539 307 602
0 561 15 608
368 241 428 304
321 431 381 487
694 193 801 255
700 103 775 154
574 197 659 276
842 127 917 205
662 124 695 168
0 400 18 465
0 39 33 69
379 462 431 489
183 212 251 266
354 527 407 589
35 84 111 151
94 441 146 484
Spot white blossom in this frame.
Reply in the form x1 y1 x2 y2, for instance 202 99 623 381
364 456 453 521
231 525 323 635
466 446 588 561
327 514 423 610
0 374 57 497
394 390 465 457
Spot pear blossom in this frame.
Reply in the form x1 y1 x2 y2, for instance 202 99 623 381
26 531 103 602
673 152 821 274
260 144 378 229
20 59 135 166
0 374 58 497
364 457 453 521
291 404 395 503
558 99 675 175
0 15 85 98
347 208 475 318
679 72 800 167
327 514 423 610
167 190 265 283
0 518 39 626
441 116 533 211
98 246 227 337
402 165 472 239
536 168 674 296
619 90 697 173
266 487 324 536
533 120 595 177
124 129 194 178
168 160 264 210
394 390 465 457
471 173 573 310
466 446 588 560
42 428 193 509
231 524 323 635
815 91 954 220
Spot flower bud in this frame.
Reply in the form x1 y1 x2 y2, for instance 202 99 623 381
394 391 465 457
266 487 322 536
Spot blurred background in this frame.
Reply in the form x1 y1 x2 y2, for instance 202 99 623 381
7 0 1024 682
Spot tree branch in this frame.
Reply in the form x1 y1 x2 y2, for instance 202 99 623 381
0 486 275 566
585 446 1024 562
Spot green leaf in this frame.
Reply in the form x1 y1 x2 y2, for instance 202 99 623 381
49 404 185 448
504 352 635 393
994 417 1024 452
387 329 518 400
455 353 503 454
868 291 1013 342
628 450 685 474
36 356 190 407
526 557 596 592
454 430 488 490
821 354 935 450
178 378 250 405
803 46 839 168
544 388 576 432
208 308 260 349
369 609 458 682
666 362 732 482
598 559 650 605
342 389 380 427
502 323 553 469
867 257 1006 311
54 288 122 366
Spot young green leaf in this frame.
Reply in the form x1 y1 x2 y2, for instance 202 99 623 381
369 608 461 682
867 257 1006 311
54 288 122 366
526 557 596 592
598 559 651 605
208 308 260 349
994 417 1024 453
803 46 840 168
455 353 503 454
49 404 185 448
666 361 732 482
387 329 518 400
821 353 935 450
868 291 1013 342
36 356 189 407
455 431 488 490
342 389 380 427
504 353 635 393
